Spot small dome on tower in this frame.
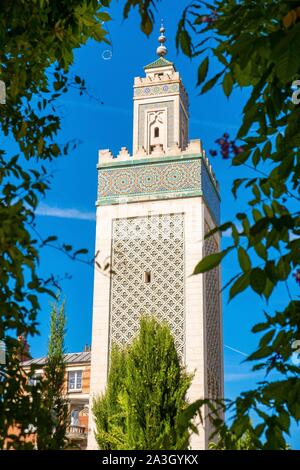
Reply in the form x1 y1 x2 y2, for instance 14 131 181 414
156 45 167 57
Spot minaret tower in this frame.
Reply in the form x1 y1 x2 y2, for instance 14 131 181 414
133 21 189 157
88 23 223 450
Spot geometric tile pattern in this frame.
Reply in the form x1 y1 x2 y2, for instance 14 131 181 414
109 213 185 358
134 83 179 97
134 82 189 111
204 221 222 399
201 161 220 224
98 160 201 200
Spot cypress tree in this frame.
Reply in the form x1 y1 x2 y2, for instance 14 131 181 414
36 299 69 449
93 346 128 449
93 316 194 450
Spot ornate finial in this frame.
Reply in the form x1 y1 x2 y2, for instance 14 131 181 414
156 20 167 57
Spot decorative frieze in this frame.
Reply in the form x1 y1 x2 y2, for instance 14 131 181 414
97 152 220 224
134 83 179 98
98 158 201 202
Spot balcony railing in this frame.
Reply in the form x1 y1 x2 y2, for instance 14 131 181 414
67 425 87 437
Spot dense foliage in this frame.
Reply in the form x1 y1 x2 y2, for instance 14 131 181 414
209 429 258 450
36 299 68 450
0 0 111 448
124 0 300 449
93 317 198 450
178 0 300 449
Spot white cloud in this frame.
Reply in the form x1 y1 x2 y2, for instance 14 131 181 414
36 203 95 221
61 99 132 116
190 117 239 131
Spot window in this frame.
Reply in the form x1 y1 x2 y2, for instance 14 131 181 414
28 373 42 386
144 271 151 284
68 370 82 391
154 127 160 138
70 409 79 426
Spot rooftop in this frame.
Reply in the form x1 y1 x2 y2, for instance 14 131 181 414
144 57 174 70
22 351 91 367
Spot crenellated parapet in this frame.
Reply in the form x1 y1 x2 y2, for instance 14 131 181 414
98 139 212 175
98 149 114 163
134 71 180 86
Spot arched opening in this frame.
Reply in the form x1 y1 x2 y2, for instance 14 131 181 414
154 127 160 138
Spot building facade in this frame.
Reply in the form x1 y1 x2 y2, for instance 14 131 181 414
21 351 91 449
88 24 223 450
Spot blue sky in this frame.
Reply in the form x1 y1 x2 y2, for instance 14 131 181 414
5 1 299 447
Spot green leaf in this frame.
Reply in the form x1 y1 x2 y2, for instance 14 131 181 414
232 178 247 198
223 72 234 97
205 221 232 238
250 218 269 236
252 208 262 222
250 268 267 295
277 411 290 434
252 147 261 167
238 247 251 272
179 30 192 57
193 249 230 275
259 329 275 347
231 224 240 245
229 272 250 300
201 71 224 94
232 150 251 166
98 12 111 22
276 258 289 280
247 346 273 361
252 322 269 333
213 48 229 66
265 261 277 283
73 248 89 256
62 244 72 252
253 242 267 261
197 57 209 85
43 236 58 244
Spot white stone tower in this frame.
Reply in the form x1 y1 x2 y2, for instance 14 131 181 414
88 23 223 450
